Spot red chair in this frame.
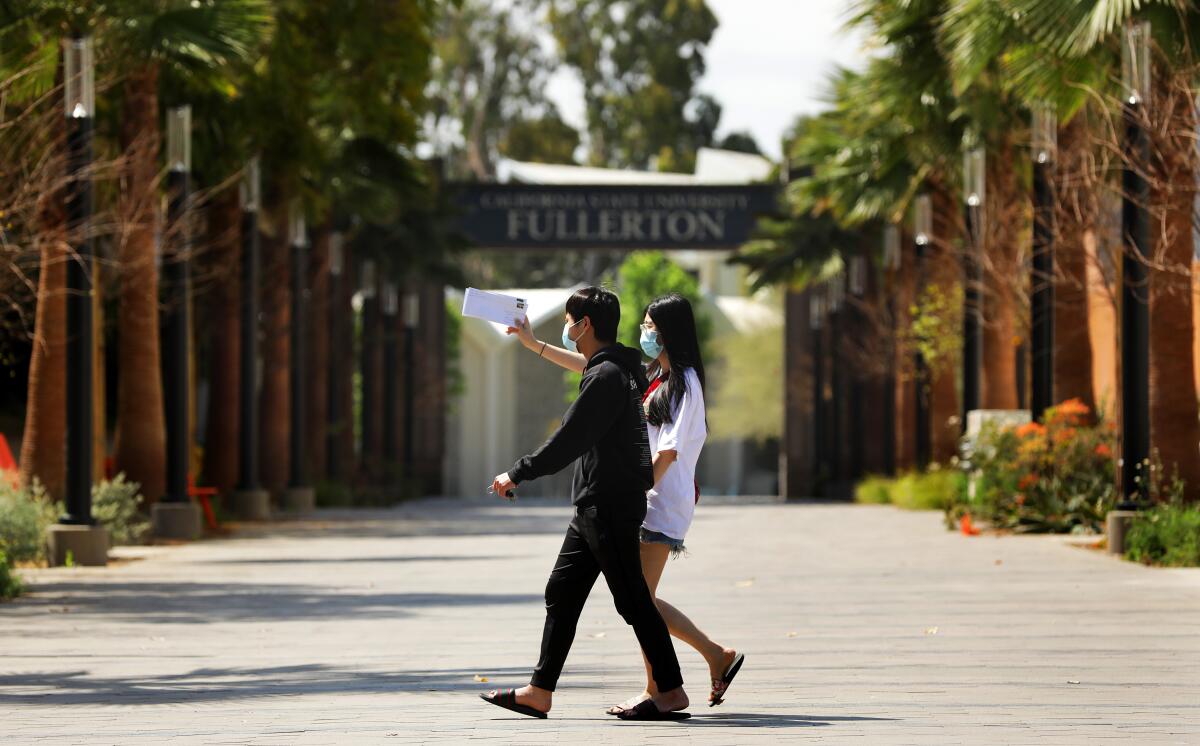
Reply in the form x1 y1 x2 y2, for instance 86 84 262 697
187 475 219 530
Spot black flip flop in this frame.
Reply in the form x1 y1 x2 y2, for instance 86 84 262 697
615 699 691 721
709 652 745 707
479 689 549 719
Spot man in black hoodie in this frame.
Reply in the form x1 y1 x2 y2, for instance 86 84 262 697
481 287 690 721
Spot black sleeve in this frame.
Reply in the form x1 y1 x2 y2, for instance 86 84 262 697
509 366 622 483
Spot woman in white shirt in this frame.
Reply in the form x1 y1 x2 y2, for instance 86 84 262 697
507 292 743 713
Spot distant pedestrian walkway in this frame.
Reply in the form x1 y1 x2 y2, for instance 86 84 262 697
2 498 1198 743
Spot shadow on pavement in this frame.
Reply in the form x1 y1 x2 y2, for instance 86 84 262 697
200 554 516 565
5 582 540 624
679 711 898 728
0 665 592 707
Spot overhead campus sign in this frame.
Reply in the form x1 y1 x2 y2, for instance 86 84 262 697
451 183 778 250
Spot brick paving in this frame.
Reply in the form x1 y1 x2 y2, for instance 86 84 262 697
2 497 1199 744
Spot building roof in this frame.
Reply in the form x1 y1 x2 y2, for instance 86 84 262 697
713 295 783 335
497 147 773 186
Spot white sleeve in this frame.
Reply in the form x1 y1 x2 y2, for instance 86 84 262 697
657 370 705 452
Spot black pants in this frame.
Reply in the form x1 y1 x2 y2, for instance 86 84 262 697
530 505 683 693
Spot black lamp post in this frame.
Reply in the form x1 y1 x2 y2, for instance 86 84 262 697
358 260 378 475
912 194 933 470
809 287 825 486
1031 105 1058 421
151 105 203 540
962 147 985 431
47 35 106 566
381 282 399 484
1118 21 1152 512
326 232 344 480
828 272 845 483
283 203 315 512
848 256 867 479
231 157 271 519
882 225 900 476
403 290 420 477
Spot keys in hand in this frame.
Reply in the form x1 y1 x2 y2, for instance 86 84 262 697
490 472 517 501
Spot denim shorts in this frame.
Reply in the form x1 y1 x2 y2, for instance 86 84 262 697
640 528 686 557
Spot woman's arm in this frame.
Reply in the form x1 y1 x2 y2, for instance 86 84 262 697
651 449 678 487
506 316 586 373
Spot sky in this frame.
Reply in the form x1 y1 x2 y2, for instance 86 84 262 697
545 0 869 162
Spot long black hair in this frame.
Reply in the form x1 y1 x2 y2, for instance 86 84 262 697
645 293 706 428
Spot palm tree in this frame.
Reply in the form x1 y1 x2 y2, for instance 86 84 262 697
1001 0 1200 496
100 0 271 503
940 0 1113 415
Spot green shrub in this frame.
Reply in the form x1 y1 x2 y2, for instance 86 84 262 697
92 474 149 546
854 475 892 505
0 550 20 600
854 469 962 510
948 399 1117 533
316 480 354 508
1125 502 1200 567
0 480 59 564
892 467 962 511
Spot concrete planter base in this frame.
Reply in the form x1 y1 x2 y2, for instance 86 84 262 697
281 487 316 514
46 524 109 566
1106 510 1138 555
152 502 203 541
230 489 272 521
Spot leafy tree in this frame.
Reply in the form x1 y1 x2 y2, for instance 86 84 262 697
708 325 782 443
547 0 719 171
614 251 710 351
425 0 570 178
499 115 580 164
716 130 762 155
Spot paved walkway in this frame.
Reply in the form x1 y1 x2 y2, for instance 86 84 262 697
2 497 1199 745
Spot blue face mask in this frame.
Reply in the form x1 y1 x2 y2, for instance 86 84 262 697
562 319 583 353
640 326 663 359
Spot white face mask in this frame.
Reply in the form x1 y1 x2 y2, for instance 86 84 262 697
562 319 584 353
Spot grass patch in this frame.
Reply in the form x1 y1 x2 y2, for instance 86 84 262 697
1125 502 1200 567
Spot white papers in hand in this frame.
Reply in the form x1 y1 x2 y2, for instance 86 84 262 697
462 287 528 327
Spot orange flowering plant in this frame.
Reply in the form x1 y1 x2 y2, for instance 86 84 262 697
948 399 1117 533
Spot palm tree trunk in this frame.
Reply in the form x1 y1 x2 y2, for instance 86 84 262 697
1148 78 1200 500
982 142 1021 410
259 224 290 496
20 201 68 499
306 225 331 481
201 191 242 494
1053 115 1097 413
112 63 166 502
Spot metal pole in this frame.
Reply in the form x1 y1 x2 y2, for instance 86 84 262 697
326 234 343 480
883 298 897 477
162 106 191 503
288 208 308 489
810 290 824 483
382 284 399 481
961 203 983 429
236 160 261 491
915 238 931 471
1031 160 1055 422
403 291 419 473
1121 101 1151 507
62 37 94 524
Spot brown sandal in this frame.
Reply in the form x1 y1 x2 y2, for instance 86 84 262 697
709 652 745 707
